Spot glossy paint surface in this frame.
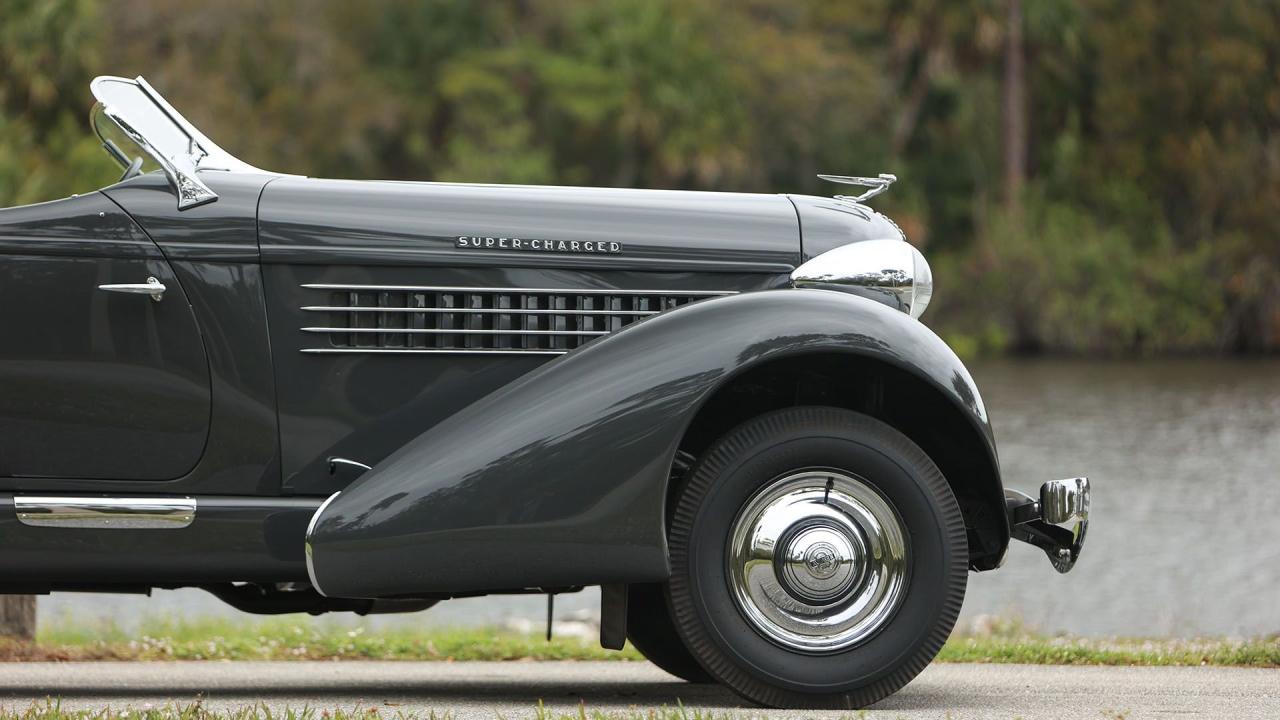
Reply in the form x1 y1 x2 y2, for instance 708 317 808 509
259 177 802 273
258 177 796 495
0 494 321 587
308 289 999 598
0 192 210 480
96 171 285 496
0 167 1004 594
788 194 908 261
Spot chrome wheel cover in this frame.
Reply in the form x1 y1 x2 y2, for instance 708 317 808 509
727 470 908 653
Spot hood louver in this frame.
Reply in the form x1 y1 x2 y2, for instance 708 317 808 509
298 284 735 355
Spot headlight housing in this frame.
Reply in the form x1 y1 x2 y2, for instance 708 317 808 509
790 239 934 319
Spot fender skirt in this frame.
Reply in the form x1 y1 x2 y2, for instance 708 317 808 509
306 289 1001 598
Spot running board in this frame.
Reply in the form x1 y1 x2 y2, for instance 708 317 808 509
14 496 196 529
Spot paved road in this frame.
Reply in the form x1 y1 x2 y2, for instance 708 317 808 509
1 661 1276 719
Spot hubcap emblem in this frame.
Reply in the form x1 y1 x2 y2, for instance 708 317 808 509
805 543 839 577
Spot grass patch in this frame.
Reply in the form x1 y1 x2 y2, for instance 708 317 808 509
4 615 1277 667
937 617 1280 667
9 617 643 662
937 635 1280 666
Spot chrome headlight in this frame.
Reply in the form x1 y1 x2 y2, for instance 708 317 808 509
790 239 934 319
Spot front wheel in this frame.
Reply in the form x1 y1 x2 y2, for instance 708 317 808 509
665 407 967 709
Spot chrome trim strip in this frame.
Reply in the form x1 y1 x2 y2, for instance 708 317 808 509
14 496 196 529
300 306 657 316
305 492 342 597
328 457 372 473
301 348 567 356
302 327 610 336
301 284 738 296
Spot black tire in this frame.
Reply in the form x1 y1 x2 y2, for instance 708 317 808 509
625 582 714 683
666 407 967 709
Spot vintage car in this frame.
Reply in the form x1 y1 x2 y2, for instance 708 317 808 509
0 76 1089 708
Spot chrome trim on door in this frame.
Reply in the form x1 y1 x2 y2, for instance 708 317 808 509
13 496 196 529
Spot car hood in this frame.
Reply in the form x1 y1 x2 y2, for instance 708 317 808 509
258 177 802 273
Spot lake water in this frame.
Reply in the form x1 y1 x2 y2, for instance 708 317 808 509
39 360 1280 638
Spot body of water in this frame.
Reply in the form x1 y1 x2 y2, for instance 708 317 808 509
39 359 1280 638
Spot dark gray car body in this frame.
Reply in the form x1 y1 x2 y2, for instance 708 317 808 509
0 169 1007 600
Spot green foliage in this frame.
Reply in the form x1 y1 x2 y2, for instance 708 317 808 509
1 0 1276 353
939 192 1223 355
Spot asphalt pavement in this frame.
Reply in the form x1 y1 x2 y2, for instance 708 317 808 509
1 661 1276 719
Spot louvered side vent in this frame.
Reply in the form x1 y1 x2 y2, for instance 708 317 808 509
299 284 736 355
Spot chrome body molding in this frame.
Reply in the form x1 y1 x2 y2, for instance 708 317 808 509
327 457 372 473
14 496 196 529
791 239 933 319
305 492 342 596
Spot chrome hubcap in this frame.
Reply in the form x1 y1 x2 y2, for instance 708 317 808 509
727 470 908 653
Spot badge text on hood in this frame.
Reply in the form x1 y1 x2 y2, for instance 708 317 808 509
457 236 622 254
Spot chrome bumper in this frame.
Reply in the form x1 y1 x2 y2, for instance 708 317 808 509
1005 477 1090 573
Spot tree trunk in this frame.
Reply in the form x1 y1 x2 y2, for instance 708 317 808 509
1002 0 1027 207
0 596 36 641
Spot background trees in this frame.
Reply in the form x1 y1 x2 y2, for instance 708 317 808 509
1 0 1277 356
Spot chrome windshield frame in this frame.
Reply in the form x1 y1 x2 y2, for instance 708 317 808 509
90 75 266 210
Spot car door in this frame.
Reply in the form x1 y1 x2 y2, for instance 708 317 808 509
0 191 211 480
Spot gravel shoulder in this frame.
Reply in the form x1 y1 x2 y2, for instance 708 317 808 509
1 660 1278 719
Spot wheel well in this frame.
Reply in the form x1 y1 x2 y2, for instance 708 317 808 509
672 352 1007 569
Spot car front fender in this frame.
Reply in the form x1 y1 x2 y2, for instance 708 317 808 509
306 288 1000 598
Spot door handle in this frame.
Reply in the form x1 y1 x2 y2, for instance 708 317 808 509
98 276 166 302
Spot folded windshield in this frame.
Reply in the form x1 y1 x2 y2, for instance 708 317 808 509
88 75 263 209
91 102 160 176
